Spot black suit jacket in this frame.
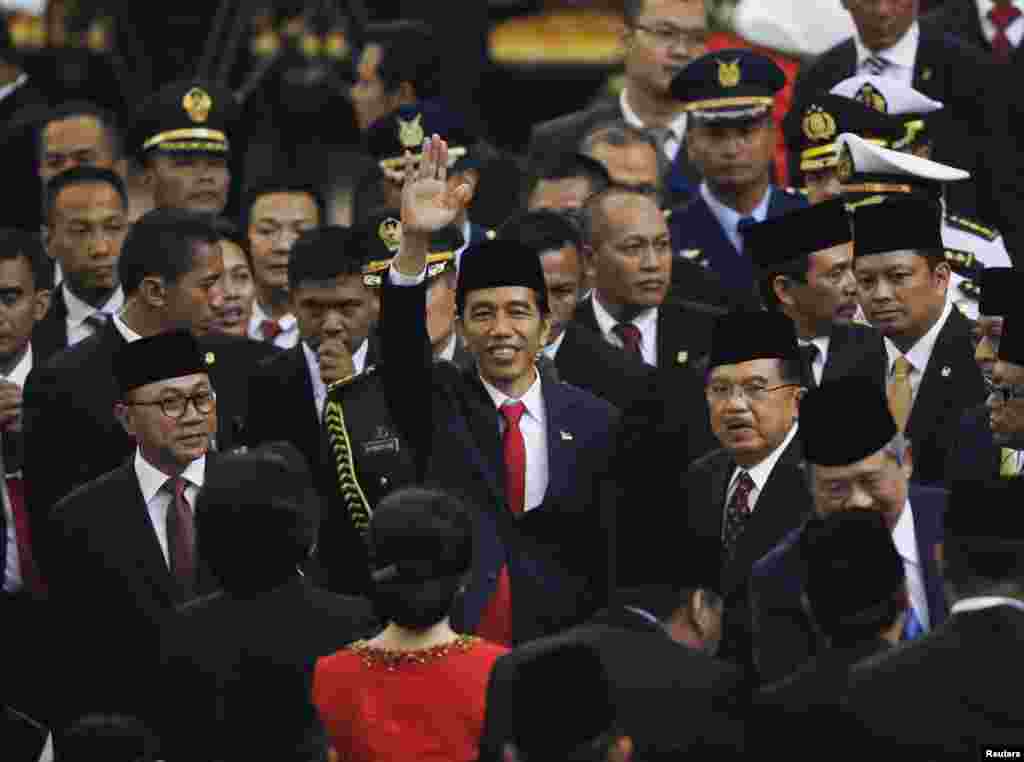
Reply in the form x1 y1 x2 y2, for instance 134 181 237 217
157 576 378 762
23 322 279 573
30 284 70 366
789 25 1020 253
945 403 1004 485
552 320 654 411
843 606 1024 756
924 0 1024 63
46 461 219 726
0 78 50 234
904 307 987 485
820 322 889 387
478 606 748 762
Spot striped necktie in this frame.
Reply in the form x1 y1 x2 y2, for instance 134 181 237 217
864 54 891 76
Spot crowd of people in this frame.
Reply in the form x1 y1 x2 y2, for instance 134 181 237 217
3 0 1024 760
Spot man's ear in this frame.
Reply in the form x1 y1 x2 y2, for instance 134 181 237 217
32 288 52 322
773 274 795 308
140 275 167 309
582 243 598 282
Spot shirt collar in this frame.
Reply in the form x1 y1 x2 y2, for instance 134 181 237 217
437 332 458 363
0 73 27 103
134 449 206 506
250 300 297 331
480 367 546 427
884 299 952 376
543 329 568 360
730 421 799 493
700 182 773 234
951 596 1024 616
64 284 125 328
855 20 920 69
619 89 688 141
111 312 143 343
3 344 32 388
890 498 918 565
591 292 658 338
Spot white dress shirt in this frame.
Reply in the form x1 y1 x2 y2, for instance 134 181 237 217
798 336 831 387
591 293 659 366
480 370 549 512
2 344 31 592
248 301 299 349
134 450 205 567
854 21 920 86
0 73 27 104
542 329 568 361
111 312 143 343
884 300 953 410
302 338 369 421
891 498 930 630
64 284 125 346
700 182 772 254
724 422 799 514
951 595 1024 615
978 0 1024 48
436 332 458 363
620 89 689 162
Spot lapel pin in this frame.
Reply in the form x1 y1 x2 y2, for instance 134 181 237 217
560 430 573 441
205 351 216 366
922 67 933 81
941 366 951 378
677 351 689 365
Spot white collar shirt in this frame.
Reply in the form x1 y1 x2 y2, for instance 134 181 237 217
0 73 27 104
951 595 1024 616
437 333 458 363
542 328 568 361
725 422 799 514
891 498 930 630
884 300 952 409
591 293 659 366
978 0 1024 47
249 300 299 349
620 89 688 162
302 338 369 421
111 312 143 343
700 182 773 254
855 21 920 85
134 450 205 567
480 370 548 512
64 284 125 346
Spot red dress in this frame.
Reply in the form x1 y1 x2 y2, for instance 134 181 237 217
313 635 509 762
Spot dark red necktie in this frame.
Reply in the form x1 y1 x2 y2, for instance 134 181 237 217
613 322 643 357
260 319 282 342
8 475 44 595
166 477 196 598
990 2 1022 61
476 401 527 646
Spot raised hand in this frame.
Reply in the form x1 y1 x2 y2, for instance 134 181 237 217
401 134 472 236
319 339 356 386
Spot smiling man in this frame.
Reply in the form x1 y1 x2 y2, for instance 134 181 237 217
852 198 986 484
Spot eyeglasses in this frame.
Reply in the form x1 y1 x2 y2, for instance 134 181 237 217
124 390 216 419
706 382 799 403
633 24 707 50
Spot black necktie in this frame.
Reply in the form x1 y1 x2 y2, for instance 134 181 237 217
799 343 819 389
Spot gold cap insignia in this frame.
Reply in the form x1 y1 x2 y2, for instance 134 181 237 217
717 59 741 88
676 351 689 365
397 113 425 150
378 217 402 253
802 105 837 142
854 82 887 113
204 351 216 366
837 144 855 182
183 87 213 124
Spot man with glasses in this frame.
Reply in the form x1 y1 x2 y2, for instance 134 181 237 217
751 376 947 684
47 330 221 727
527 0 706 206
680 309 811 668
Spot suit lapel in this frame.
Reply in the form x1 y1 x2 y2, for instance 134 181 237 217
457 369 505 505
906 310 974 438
540 376 574 505
117 466 178 605
912 33 946 98
704 451 734 541
573 296 603 337
33 284 70 360
822 325 847 384
909 488 949 627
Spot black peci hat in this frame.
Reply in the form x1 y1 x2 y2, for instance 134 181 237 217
113 330 207 398
456 239 549 316
801 376 897 467
708 309 799 370
852 197 943 258
745 198 852 272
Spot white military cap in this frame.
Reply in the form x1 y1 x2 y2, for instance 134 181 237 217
831 76 944 149
836 132 969 196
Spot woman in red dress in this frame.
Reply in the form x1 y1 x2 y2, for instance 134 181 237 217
313 486 509 762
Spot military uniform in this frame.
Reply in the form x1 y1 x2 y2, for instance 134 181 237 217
941 211 1011 320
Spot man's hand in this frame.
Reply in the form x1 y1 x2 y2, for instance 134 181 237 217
319 339 355 386
401 134 472 236
0 380 24 432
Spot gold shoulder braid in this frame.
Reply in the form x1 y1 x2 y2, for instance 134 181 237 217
324 393 372 539
349 635 480 669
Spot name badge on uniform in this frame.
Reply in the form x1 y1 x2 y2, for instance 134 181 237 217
363 426 400 455
560 430 573 441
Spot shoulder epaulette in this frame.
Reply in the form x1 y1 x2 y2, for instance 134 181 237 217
946 213 999 242
944 248 980 277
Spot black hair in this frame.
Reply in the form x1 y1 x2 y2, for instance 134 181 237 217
365 20 442 101
498 209 584 255
56 714 158 762
819 589 906 647
119 208 219 296
758 258 810 312
0 228 53 291
287 226 363 291
211 216 251 268
241 179 325 233
38 100 122 162
579 120 667 195
369 486 473 630
45 166 129 222
523 153 611 209
918 247 947 270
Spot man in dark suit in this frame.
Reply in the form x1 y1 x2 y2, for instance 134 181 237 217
158 443 378 762
23 209 278 576
682 310 812 670
751 377 948 685
789 0 1020 253
843 476 1024 756
499 209 653 412
382 136 619 646
753 510 905 757
46 331 220 727
33 167 129 363
925 0 1024 64
527 0 706 207
746 198 888 389
852 198 987 485
668 50 808 302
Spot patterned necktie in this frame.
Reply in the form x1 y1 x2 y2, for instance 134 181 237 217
799 343 820 389
613 323 643 357
902 606 924 641
864 54 891 76
7 475 44 595
723 470 754 560
83 312 109 334
989 2 1022 61
260 320 282 342
166 476 196 598
887 355 913 432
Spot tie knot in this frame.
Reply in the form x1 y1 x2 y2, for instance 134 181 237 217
737 216 757 234
893 355 913 379
166 476 188 501
501 400 526 427
864 54 891 75
613 322 643 353
260 320 283 341
84 312 109 332
990 2 1021 28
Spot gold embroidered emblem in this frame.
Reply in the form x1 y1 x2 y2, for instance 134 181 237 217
837 144 855 182
677 351 689 365
397 113 425 149
717 59 741 88
378 217 402 253
802 105 837 142
183 87 213 124
854 82 887 113
204 351 216 366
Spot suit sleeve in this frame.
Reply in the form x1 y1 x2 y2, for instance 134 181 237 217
749 557 820 684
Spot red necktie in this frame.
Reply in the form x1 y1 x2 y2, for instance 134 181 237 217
613 323 643 357
166 477 196 598
260 319 282 342
7 475 44 595
476 401 527 646
990 2 1022 61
